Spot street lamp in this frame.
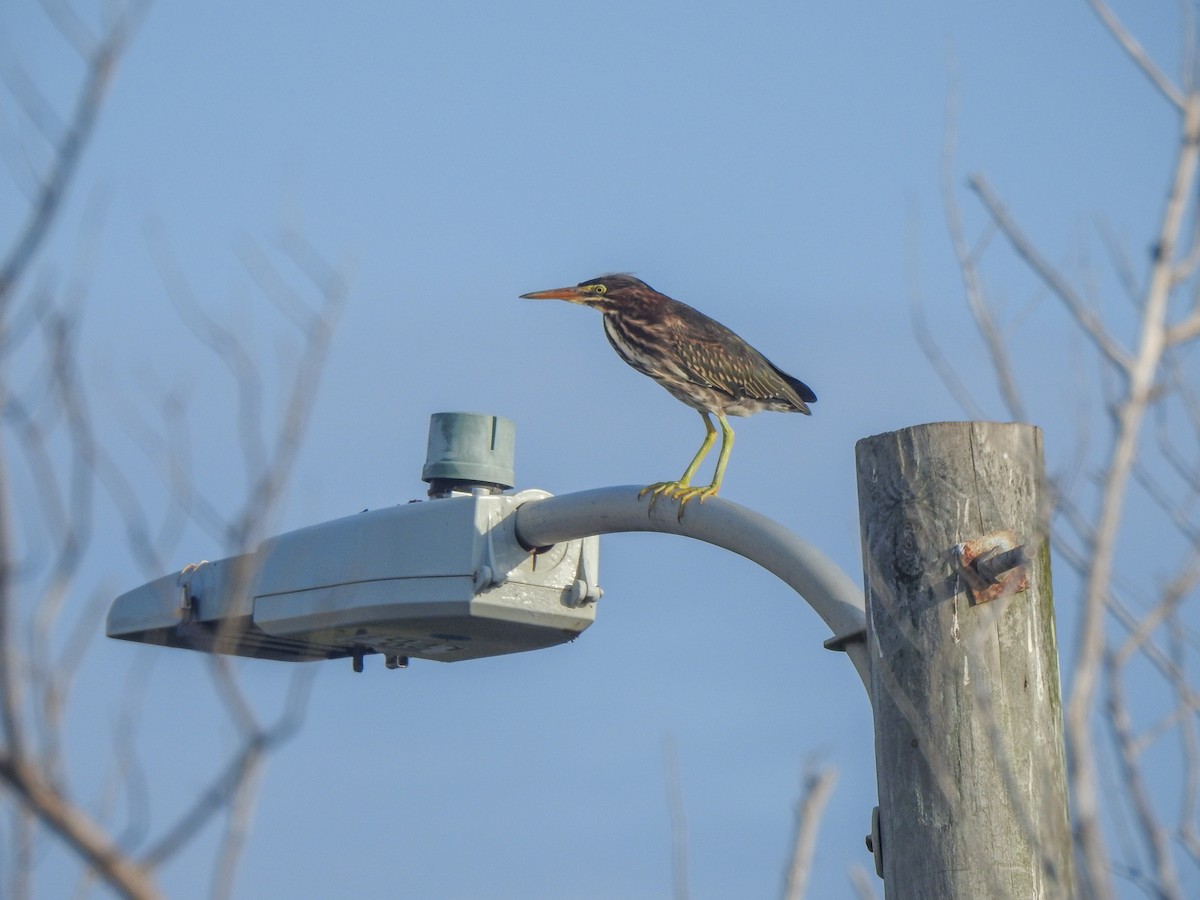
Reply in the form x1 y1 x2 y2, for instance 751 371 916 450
106 413 601 671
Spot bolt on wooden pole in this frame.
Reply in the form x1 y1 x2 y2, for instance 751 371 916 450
855 422 1073 898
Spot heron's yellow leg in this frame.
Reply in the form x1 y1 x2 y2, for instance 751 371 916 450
641 412 734 517
667 413 734 511
640 411 717 502
707 412 734 494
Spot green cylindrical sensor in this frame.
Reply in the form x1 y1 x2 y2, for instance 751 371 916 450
422 412 515 496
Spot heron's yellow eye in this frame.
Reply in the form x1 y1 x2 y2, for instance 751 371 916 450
590 284 607 295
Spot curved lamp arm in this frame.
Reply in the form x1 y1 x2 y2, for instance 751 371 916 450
513 486 870 696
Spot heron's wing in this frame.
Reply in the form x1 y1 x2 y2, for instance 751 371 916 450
664 306 808 408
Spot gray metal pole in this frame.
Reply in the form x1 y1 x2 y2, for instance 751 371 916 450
513 485 870 694
855 422 1073 898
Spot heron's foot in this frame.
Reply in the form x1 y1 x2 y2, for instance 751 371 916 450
639 481 719 519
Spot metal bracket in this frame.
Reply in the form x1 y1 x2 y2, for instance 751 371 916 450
565 536 603 607
950 530 1028 604
176 560 210 620
865 805 884 877
823 626 866 653
474 508 503 592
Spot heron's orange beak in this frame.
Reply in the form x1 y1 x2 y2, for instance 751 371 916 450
519 286 592 304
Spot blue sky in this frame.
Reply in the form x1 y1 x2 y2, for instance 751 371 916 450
3 1 1189 897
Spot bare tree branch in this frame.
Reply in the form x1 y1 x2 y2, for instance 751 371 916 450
1094 218 1143 306
210 748 265 900
907 208 987 419
140 670 311 868
848 865 879 900
781 764 838 900
0 4 145 313
942 78 1028 421
1087 0 1186 109
143 220 271 486
938 9 1200 899
1 5 347 896
0 752 159 900
662 734 689 900
968 175 1133 375
1170 616 1200 865
1106 653 1185 900
225 239 348 551
1166 312 1200 346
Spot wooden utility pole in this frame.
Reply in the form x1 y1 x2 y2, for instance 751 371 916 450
855 422 1073 898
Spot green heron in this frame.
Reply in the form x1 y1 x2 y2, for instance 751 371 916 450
520 274 815 510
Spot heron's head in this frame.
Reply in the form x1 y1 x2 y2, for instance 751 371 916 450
519 274 657 311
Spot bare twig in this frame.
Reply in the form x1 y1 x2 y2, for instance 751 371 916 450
1171 616 1200 864
662 735 689 900
0 5 144 312
143 220 271 486
968 175 1132 375
781 764 838 900
1087 0 1186 109
907 192 987 419
139 669 311 868
0 752 159 899
1094 218 1142 306
1166 311 1200 345
210 748 265 900
1105 651 1184 900
941 79 1028 421
225 241 347 551
849 865 879 900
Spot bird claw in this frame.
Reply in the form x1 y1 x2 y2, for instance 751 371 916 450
639 481 718 520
